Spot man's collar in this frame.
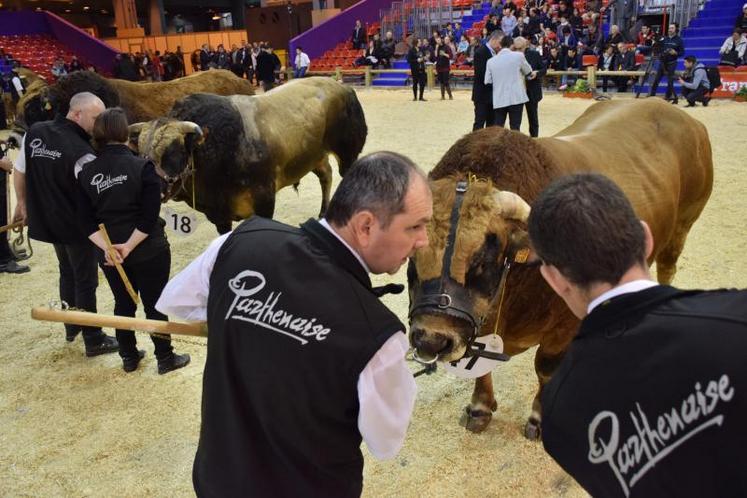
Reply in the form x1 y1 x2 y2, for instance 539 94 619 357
55 114 90 141
318 218 371 273
587 279 658 314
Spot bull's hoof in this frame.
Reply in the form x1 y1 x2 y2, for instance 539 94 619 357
524 420 541 441
461 406 493 433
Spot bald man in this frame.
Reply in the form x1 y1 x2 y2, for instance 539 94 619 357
14 92 119 356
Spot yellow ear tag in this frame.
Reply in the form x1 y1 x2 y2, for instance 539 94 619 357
44 102 52 111
514 248 530 264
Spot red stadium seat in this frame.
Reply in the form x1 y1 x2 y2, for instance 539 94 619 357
582 54 597 66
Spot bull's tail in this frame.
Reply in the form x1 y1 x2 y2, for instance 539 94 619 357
328 86 367 176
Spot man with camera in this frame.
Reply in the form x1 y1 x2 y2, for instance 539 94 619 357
648 23 684 104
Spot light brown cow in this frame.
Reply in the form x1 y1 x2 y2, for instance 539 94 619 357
408 99 713 438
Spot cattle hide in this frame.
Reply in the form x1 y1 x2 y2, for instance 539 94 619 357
409 98 713 437
129 77 368 233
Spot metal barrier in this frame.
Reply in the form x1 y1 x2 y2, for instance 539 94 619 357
380 0 468 41
301 65 647 89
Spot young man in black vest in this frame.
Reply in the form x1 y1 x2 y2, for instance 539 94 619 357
528 173 747 497
157 151 431 497
13 92 119 355
472 30 503 130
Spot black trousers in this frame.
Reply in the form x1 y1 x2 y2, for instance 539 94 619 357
682 85 708 104
412 73 425 99
101 249 173 360
53 242 105 347
472 100 495 130
494 104 523 130
525 100 539 138
650 60 677 99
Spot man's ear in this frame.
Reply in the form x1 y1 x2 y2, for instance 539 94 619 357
347 210 375 248
539 263 569 298
641 220 654 260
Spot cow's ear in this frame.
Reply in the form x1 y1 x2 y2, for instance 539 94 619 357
128 122 146 152
509 231 535 265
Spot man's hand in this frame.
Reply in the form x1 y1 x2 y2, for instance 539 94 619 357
12 202 26 224
678 77 685 84
112 243 133 262
528 70 538 80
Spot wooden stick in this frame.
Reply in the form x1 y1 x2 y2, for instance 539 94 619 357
31 307 207 337
98 223 140 306
0 220 23 234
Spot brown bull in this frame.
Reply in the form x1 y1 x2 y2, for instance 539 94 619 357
13 69 254 135
408 99 713 438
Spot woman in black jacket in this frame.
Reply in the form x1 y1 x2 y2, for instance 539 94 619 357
407 38 427 101
76 108 190 374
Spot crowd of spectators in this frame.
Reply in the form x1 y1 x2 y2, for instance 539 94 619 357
113 49 186 82
191 42 284 90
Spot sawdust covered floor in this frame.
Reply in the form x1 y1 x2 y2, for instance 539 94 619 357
1 90 746 498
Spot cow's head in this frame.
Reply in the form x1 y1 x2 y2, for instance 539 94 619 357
408 179 531 363
10 81 52 146
128 118 205 183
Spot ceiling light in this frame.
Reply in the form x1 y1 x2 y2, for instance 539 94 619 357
83 6 89 10
212 14 221 20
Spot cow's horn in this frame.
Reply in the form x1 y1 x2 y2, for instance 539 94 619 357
177 121 203 137
128 122 146 134
494 191 531 223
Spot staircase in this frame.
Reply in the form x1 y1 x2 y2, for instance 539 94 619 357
372 59 410 86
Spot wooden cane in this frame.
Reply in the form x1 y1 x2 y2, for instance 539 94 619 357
98 223 140 306
31 307 207 337
0 220 22 233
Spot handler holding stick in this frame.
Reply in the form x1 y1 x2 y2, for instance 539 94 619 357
76 108 189 374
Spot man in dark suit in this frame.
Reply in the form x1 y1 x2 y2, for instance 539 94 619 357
199 44 212 71
352 20 366 49
518 36 546 137
528 173 747 497
471 30 503 130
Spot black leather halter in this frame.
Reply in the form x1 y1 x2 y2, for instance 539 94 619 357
409 180 515 365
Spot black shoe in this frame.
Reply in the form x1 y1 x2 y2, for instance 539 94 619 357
419 97 427 101
703 97 710 107
685 102 695 107
157 353 191 375
0 260 30 274
412 97 417 101
122 350 145 373
65 330 80 342
85 335 119 357
671 98 679 105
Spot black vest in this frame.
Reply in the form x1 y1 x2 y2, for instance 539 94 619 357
77 144 168 264
196 217 403 498
542 286 747 497
24 115 93 244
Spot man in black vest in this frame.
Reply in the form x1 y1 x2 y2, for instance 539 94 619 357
518 36 546 137
13 92 118 355
156 152 430 497
528 173 747 497
472 30 503 130
648 23 685 104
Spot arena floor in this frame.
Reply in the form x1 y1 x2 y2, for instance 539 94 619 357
2 89 746 498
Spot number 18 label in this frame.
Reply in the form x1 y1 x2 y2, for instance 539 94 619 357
162 207 198 237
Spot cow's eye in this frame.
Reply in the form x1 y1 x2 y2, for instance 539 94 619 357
465 234 503 296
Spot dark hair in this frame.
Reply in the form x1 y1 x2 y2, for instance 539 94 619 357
92 107 129 150
490 29 504 41
325 151 426 229
528 173 646 289
500 35 514 48
684 55 697 63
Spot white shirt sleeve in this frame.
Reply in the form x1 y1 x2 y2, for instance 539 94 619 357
155 232 231 321
13 134 26 174
484 60 493 85
357 332 417 460
12 76 24 96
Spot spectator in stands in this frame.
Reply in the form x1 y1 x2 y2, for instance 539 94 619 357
152 50 164 81
489 0 503 18
457 34 470 55
555 16 571 39
720 29 747 66
472 30 504 130
407 38 427 101
520 36 546 138
114 53 140 81
465 36 479 65
214 45 230 70
582 23 602 54
175 46 186 77
502 8 519 35
648 23 684 103
352 20 366 49
678 55 711 107
736 3 747 32
636 24 654 55
199 44 212 71
51 58 68 79
434 37 453 100
454 22 464 42
601 25 624 50
443 35 457 57
443 23 455 41
559 26 578 55
69 56 82 72
486 15 500 34
358 39 379 67
597 44 618 92
294 47 311 78
546 45 564 88
559 44 582 89
380 31 396 69
485 35 535 130
615 42 636 92
2 70 24 105
481 27 490 43
527 8 543 36
570 8 583 37
610 0 637 41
